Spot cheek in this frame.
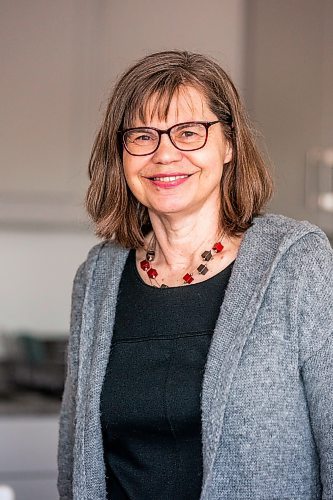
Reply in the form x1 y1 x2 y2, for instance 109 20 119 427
195 148 226 176
224 144 233 164
123 157 139 184
122 159 147 201
122 154 132 177
122 165 132 186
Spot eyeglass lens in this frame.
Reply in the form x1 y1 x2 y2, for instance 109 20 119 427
123 122 208 155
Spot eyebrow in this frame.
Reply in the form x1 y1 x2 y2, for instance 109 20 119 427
124 121 207 131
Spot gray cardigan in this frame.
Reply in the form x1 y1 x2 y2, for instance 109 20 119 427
57 213 333 499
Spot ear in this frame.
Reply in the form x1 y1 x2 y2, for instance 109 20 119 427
223 141 233 165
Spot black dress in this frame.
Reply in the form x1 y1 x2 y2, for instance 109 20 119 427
100 249 234 500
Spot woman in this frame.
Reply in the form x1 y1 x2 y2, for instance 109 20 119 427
57 51 333 499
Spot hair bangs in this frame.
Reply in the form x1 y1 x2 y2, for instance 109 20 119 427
122 72 202 128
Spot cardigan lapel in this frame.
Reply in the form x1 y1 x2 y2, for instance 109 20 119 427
74 242 130 499
199 215 315 498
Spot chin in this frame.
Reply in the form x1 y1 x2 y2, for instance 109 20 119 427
151 198 205 217
152 205 187 216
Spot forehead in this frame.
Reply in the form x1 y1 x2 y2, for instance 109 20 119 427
126 85 212 127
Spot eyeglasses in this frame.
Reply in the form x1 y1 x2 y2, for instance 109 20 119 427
119 120 223 156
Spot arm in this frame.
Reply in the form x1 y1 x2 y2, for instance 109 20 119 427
57 261 87 500
297 233 333 499
301 336 333 499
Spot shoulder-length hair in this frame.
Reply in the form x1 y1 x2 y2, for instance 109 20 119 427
86 50 273 248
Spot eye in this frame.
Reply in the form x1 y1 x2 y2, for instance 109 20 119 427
135 134 153 142
181 130 198 138
125 129 158 144
173 123 206 143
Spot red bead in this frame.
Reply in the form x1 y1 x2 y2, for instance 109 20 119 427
183 273 194 284
213 242 224 253
140 260 150 271
147 267 158 279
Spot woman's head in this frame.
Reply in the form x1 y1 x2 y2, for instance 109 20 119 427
86 50 273 247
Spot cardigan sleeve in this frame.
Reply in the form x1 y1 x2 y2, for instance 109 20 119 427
57 261 87 500
302 336 333 499
297 232 333 499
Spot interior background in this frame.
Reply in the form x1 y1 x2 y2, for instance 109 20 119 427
0 2 332 498
1 0 332 335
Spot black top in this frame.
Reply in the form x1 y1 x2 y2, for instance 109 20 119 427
100 249 234 500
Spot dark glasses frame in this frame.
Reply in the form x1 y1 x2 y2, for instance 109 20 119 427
118 120 223 156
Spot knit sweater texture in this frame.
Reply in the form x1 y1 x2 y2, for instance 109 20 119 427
57 213 333 499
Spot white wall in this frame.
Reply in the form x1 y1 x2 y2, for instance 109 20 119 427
0 230 97 335
0 416 59 500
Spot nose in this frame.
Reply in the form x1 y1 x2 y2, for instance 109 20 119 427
152 133 183 163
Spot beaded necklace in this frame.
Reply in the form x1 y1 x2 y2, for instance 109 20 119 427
139 233 225 288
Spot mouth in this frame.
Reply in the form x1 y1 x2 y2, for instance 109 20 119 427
149 174 190 182
144 173 194 189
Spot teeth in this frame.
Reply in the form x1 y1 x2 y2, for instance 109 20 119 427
152 175 189 182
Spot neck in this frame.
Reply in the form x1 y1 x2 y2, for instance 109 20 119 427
146 206 224 271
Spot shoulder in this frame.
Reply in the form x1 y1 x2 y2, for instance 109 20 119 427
81 239 129 270
73 240 130 286
252 212 329 240
236 212 332 279
86 239 129 264
238 212 333 312
249 212 332 259
254 215 333 362
247 214 333 363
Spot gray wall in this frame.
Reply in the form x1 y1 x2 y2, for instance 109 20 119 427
246 0 333 236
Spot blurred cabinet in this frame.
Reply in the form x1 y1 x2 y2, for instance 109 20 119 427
0 416 59 500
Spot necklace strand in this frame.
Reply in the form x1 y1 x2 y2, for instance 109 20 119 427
139 233 225 288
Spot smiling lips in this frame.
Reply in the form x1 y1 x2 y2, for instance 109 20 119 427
146 173 193 189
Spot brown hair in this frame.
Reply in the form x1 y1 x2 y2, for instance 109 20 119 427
86 50 273 247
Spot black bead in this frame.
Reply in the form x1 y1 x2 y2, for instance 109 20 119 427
197 264 208 275
201 250 212 261
146 250 155 262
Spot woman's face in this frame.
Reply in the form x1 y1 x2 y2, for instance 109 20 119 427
122 86 232 219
